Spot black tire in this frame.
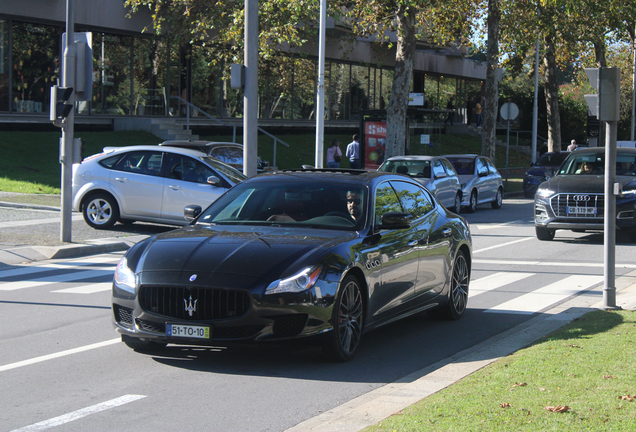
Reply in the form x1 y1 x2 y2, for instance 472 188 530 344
82 192 119 229
323 275 364 362
466 190 477 213
429 250 469 320
123 339 167 352
536 226 555 241
491 188 503 209
452 192 462 214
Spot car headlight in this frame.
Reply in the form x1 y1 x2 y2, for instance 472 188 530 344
535 188 555 198
114 257 137 293
265 266 322 295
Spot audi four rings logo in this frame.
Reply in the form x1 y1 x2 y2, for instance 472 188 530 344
572 195 591 201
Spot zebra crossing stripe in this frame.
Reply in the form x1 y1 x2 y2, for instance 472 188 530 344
469 272 535 297
485 274 604 315
52 282 112 294
0 270 114 291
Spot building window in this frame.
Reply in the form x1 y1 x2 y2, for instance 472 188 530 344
92 32 132 115
133 38 168 116
0 19 9 112
11 21 60 114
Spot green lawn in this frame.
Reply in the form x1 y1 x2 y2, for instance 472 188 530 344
365 309 636 432
0 130 531 194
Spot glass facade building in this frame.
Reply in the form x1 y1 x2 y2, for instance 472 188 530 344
0 13 485 125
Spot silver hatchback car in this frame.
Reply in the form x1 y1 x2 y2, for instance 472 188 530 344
72 145 246 229
377 155 462 213
443 154 503 213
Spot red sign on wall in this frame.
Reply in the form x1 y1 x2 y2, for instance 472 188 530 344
364 121 387 169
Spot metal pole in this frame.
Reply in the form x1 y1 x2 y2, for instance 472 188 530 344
531 38 539 163
314 0 326 168
61 0 75 242
603 120 618 309
505 119 510 190
243 0 258 177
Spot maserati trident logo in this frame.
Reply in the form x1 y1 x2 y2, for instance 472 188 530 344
572 195 591 202
189 274 197 282
184 295 197 316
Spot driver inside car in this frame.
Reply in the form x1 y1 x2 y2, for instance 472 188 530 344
346 190 363 222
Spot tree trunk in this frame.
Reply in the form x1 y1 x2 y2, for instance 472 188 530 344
481 0 500 161
543 31 561 152
385 5 417 158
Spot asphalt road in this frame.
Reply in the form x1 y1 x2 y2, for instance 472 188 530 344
2 196 636 432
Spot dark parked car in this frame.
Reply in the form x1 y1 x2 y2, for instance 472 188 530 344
534 147 636 241
523 151 570 198
112 169 472 361
159 140 271 172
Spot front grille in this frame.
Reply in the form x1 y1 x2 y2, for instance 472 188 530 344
114 305 133 328
138 286 251 321
550 193 604 218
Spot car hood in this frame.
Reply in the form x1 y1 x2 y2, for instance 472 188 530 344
542 175 636 194
132 224 356 283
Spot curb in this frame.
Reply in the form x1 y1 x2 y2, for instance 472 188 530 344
0 200 61 212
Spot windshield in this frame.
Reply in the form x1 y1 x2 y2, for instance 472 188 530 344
201 157 247 183
196 180 368 230
536 152 569 167
559 152 636 176
378 159 432 178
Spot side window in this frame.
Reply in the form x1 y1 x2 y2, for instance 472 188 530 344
374 183 403 225
114 151 162 176
441 159 457 176
183 158 215 184
432 159 446 178
485 158 498 174
391 181 434 219
210 147 243 165
98 154 121 169
476 158 488 176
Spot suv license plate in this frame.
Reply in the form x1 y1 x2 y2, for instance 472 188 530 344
166 324 210 339
567 206 597 215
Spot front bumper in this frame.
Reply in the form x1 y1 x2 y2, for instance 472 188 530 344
534 193 636 232
112 278 340 346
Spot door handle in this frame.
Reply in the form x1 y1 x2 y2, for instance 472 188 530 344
407 240 419 247
442 228 452 237
168 185 181 190
114 177 128 182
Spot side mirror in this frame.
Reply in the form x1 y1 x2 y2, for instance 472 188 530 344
478 170 488 177
376 212 412 230
184 205 203 222
206 175 221 185
434 171 447 179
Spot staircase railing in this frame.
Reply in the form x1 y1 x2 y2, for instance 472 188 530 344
170 96 289 168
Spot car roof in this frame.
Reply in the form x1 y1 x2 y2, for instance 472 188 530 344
249 169 407 186
159 140 243 149
101 145 209 158
576 147 636 154
443 154 479 159
385 155 442 161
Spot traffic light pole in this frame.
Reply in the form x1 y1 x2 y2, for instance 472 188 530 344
61 0 75 242
604 120 618 309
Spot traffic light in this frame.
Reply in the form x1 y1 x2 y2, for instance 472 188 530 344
50 85 74 124
584 68 620 122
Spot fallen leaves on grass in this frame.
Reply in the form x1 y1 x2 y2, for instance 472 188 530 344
545 405 570 412
618 394 634 401
511 382 527 388
603 375 616 379
500 403 512 408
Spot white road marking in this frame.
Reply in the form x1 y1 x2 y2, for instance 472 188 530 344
0 269 114 291
471 220 530 230
485 274 604 315
0 214 84 229
472 237 534 254
474 259 636 269
8 394 146 432
0 256 119 279
52 282 112 294
0 339 120 373
469 272 535 297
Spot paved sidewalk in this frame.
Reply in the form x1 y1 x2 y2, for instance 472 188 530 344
0 192 155 266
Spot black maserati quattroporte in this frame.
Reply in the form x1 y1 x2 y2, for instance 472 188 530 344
112 169 472 361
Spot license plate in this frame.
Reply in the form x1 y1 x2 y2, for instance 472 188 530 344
567 206 597 215
166 323 210 339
